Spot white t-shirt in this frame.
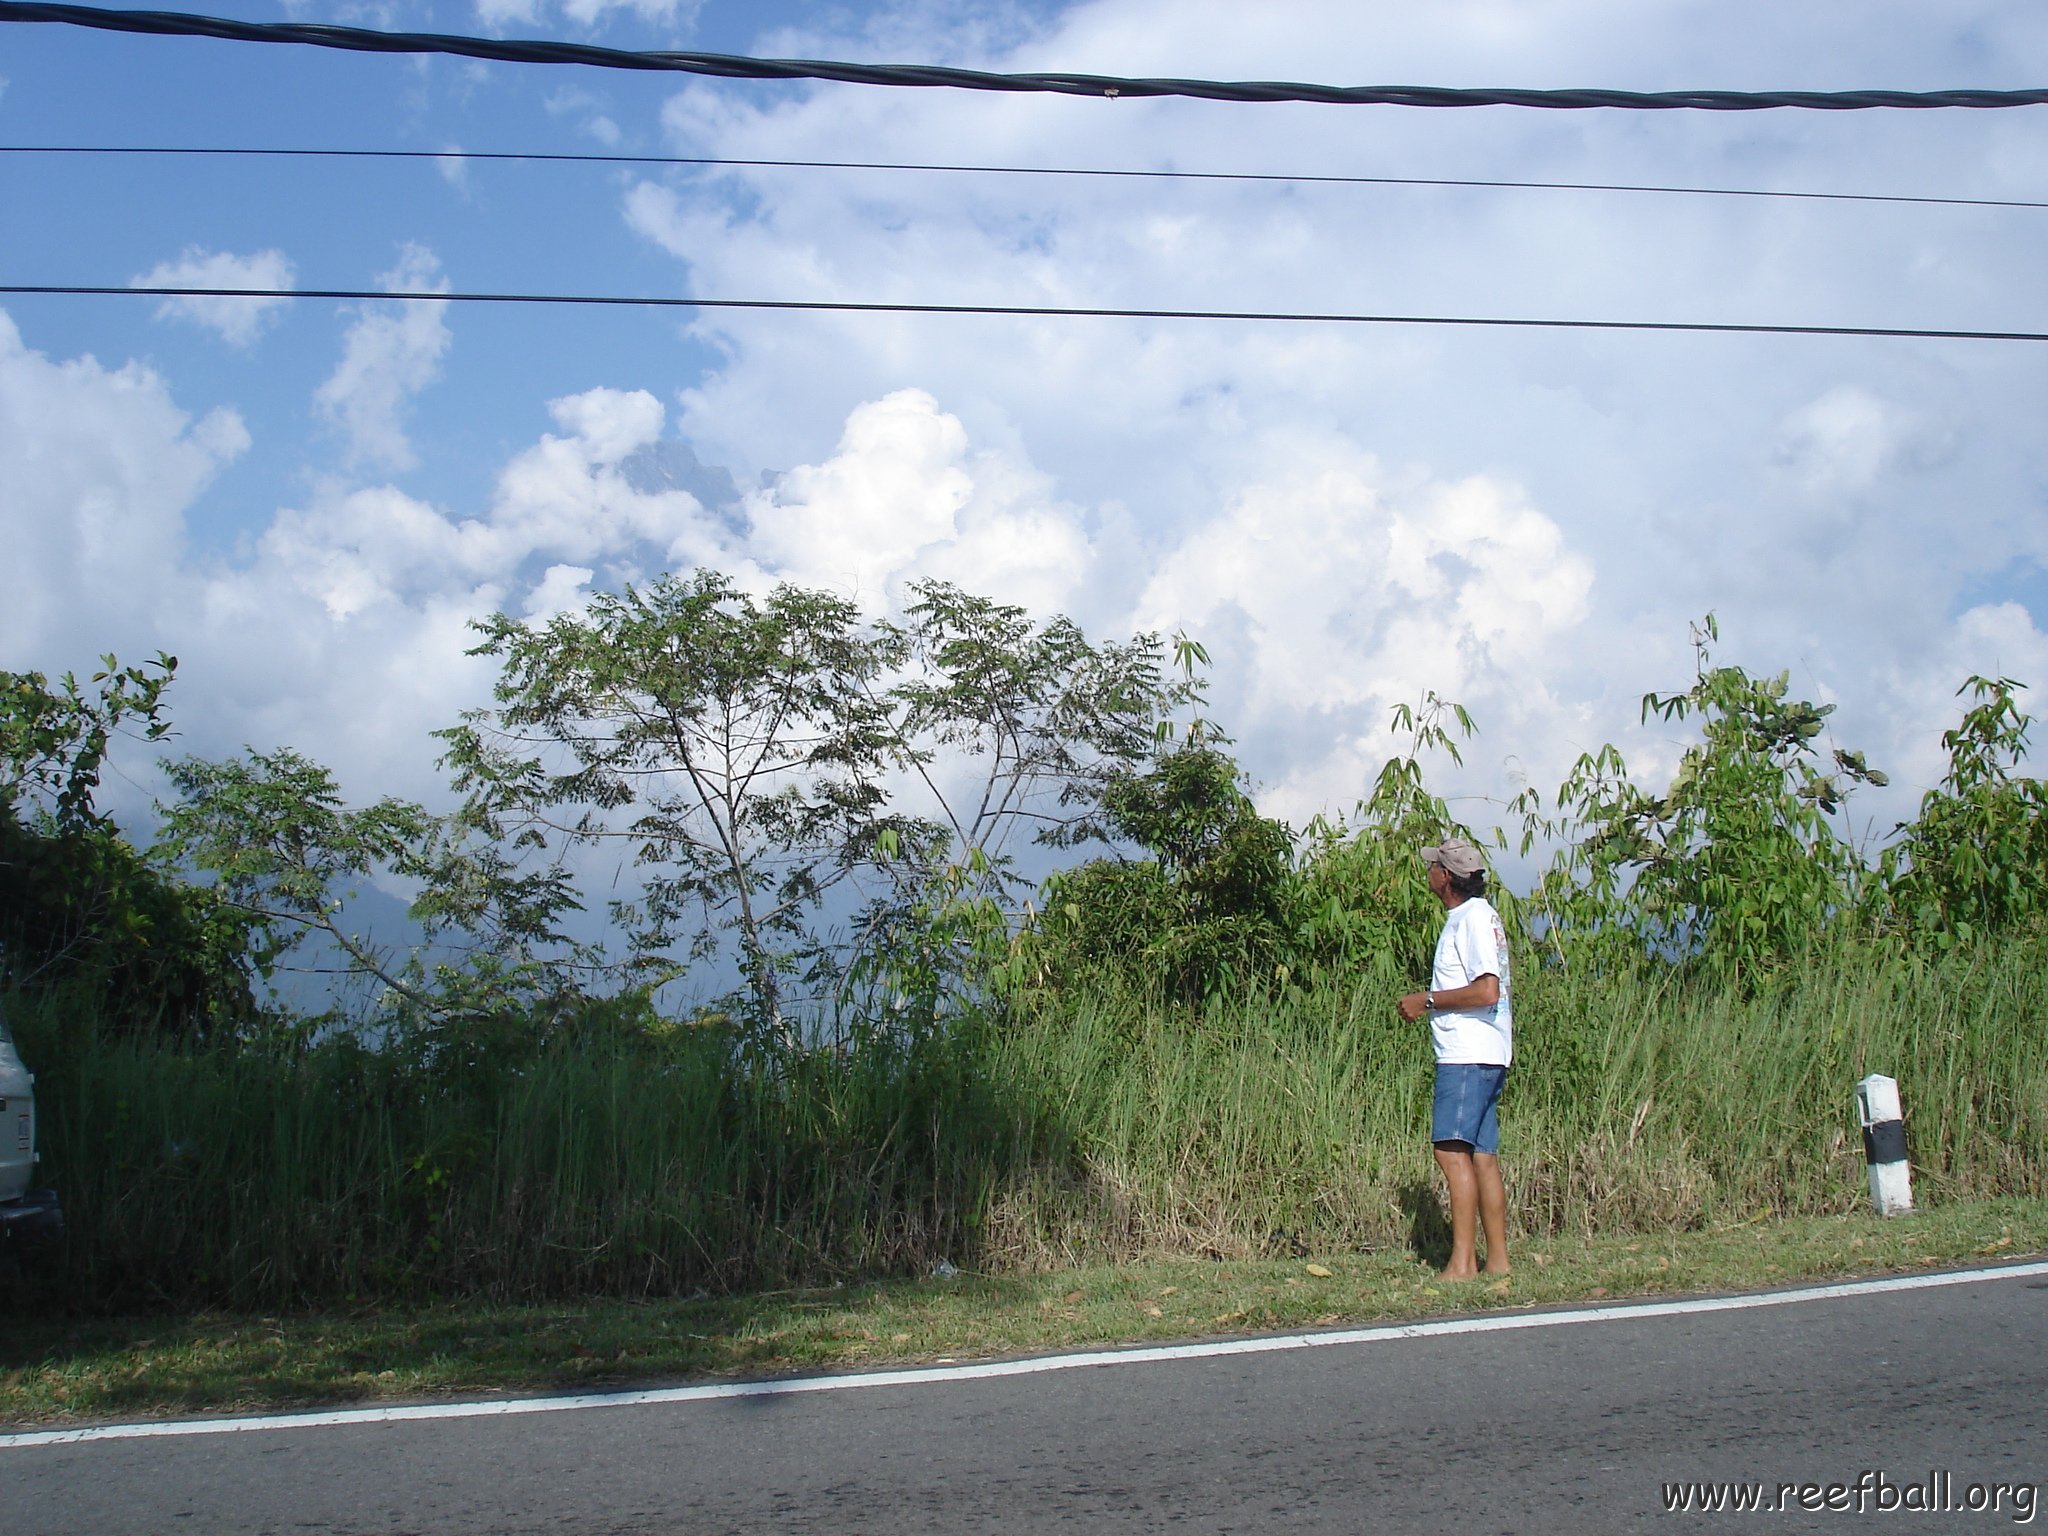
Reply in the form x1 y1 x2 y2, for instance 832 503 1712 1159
1429 895 1512 1066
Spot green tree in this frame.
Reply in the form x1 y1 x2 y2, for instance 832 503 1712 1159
444 570 900 1043
158 749 435 999
1 653 175 832
1292 692 1494 978
0 654 254 1036
159 743 614 1058
1015 626 1286 1011
1537 616 1884 971
879 580 1186 873
846 582 1191 1026
1023 742 1295 1003
1876 675 2048 946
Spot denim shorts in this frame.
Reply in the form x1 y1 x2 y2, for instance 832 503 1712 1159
1432 1063 1507 1154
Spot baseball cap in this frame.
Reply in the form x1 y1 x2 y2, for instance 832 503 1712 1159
1419 837 1487 877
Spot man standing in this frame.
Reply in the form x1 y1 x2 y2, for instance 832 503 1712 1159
1397 837 1511 1278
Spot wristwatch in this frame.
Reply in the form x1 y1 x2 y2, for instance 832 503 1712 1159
1424 991 1434 1011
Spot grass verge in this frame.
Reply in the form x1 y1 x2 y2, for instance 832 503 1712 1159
5 1198 2044 1429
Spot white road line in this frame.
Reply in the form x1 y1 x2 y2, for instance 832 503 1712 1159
6 1259 2045 1450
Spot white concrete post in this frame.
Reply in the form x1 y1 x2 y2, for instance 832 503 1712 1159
1856 1074 1913 1217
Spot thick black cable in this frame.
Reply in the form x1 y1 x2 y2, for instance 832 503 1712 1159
5 143 2044 212
3 2 2047 110
9 284 2048 343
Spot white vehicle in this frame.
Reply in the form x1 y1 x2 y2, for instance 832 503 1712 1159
0 1003 62 1245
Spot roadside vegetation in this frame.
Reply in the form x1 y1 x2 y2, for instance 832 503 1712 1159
3 587 2045 1325
6 1202 2043 1425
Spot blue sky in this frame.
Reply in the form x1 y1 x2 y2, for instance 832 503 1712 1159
4 0 2048 887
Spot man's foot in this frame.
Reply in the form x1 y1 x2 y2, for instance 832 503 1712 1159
1438 1263 1480 1280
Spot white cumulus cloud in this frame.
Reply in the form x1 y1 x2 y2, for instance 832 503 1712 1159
1775 385 1953 496
19 0 2048 873
131 246 296 349
740 389 1097 623
610 0 2048 847
486 387 720 578
435 146 470 193
314 245 452 472
1135 445 1595 825
0 311 247 670
545 85 625 146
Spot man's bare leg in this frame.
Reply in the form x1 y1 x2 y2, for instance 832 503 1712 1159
1474 1151 1510 1274
1433 1143 1480 1278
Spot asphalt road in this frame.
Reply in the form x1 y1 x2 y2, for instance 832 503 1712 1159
4 1265 2044 1534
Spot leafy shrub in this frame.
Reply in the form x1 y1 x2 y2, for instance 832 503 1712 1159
1022 745 1293 1002
1876 676 2048 946
0 657 255 1038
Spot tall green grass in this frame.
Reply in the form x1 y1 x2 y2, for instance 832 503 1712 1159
983 933 2048 1264
11 930 2045 1312
11 1013 1039 1311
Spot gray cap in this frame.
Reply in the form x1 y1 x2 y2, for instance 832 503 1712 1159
1420 837 1487 877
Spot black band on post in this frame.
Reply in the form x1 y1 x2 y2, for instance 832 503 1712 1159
1862 1120 1908 1165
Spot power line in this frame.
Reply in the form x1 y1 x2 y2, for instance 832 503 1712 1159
4 3 2047 111
10 284 2048 344
5 143 2045 212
